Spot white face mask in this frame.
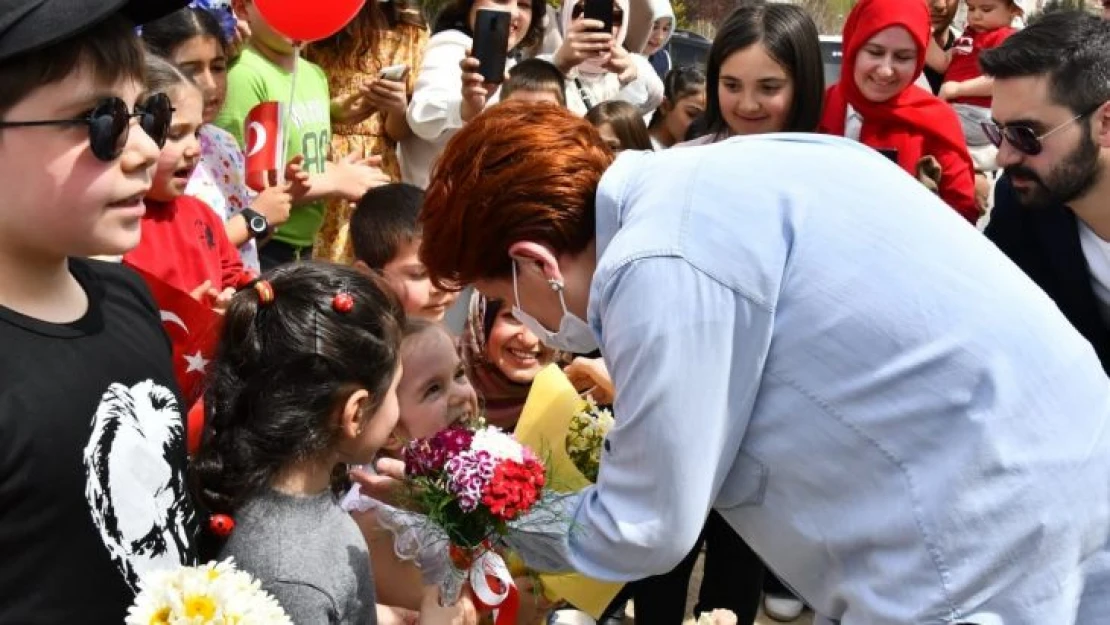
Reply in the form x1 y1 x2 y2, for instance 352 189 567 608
510 261 598 355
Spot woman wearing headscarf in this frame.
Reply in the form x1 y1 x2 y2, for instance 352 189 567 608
459 291 563 431
546 0 664 116
819 0 979 223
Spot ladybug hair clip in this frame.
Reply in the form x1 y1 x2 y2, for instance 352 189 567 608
207 513 235 538
254 280 275 306
332 291 354 314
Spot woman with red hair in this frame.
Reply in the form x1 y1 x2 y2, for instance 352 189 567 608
819 0 979 223
360 100 1110 624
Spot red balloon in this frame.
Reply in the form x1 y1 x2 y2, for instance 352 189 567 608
254 0 366 43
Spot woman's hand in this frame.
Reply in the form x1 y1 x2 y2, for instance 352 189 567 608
514 577 555 625
604 45 638 87
366 77 410 119
552 18 613 74
459 54 503 123
564 357 614 405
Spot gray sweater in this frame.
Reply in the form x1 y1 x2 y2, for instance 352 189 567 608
220 489 376 625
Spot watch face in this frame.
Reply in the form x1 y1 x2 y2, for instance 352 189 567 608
249 216 268 234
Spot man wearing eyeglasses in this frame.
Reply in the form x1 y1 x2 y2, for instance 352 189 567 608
981 11 1110 389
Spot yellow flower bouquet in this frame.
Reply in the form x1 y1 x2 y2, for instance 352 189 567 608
513 364 623 620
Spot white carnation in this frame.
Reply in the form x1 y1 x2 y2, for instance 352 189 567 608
470 426 525 463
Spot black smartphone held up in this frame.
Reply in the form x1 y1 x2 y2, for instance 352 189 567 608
584 0 613 32
473 9 511 84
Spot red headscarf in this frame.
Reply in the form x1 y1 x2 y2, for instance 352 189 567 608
818 0 973 180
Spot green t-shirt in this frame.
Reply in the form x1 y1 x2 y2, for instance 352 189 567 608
216 47 331 249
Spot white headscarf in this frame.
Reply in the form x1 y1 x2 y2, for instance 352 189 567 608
560 0 630 77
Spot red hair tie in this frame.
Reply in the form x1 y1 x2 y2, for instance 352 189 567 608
254 280 274 306
207 513 235 538
332 291 354 313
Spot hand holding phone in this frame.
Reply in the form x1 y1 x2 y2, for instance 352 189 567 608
472 9 511 84
584 0 614 33
378 64 409 82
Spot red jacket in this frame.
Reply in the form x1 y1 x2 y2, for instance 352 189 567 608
124 195 244 297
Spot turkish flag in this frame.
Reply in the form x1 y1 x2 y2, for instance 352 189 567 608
243 101 286 193
127 263 221 412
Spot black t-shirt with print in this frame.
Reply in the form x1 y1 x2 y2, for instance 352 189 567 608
0 258 198 623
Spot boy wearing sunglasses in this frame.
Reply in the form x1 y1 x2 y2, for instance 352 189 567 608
982 11 1110 389
0 0 199 622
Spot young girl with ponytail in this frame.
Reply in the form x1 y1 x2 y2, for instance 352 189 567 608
192 262 472 624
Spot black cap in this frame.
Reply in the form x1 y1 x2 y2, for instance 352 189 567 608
0 0 192 63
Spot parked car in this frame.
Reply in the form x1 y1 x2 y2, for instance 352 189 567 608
667 29 711 70
666 31 841 85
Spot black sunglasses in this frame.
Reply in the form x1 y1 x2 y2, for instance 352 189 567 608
0 93 173 162
980 108 1095 157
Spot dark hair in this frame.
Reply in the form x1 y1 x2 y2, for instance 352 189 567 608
502 58 567 106
351 183 425 269
0 14 145 118
141 7 227 59
309 1 427 70
433 0 547 52
980 10 1110 117
704 2 824 138
193 262 404 516
650 65 707 128
684 114 709 141
144 53 198 97
585 100 654 151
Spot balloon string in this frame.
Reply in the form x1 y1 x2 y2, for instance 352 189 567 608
280 42 303 184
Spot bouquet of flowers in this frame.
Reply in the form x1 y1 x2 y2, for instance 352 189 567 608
126 558 290 625
565 397 615 483
400 423 547 624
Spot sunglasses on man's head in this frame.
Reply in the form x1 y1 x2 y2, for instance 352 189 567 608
571 3 625 27
980 106 1099 157
0 93 174 162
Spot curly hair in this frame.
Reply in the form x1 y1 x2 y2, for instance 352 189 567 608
420 101 613 290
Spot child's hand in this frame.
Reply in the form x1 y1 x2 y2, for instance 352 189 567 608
333 90 378 125
459 54 501 123
350 458 408 507
212 287 236 313
552 18 612 73
564 357 614 405
189 280 214 304
604 45 637 87
326 154 392 202
418 585 478 625
365 77 409 118
283 155 311 201
251 183 293 227
938 81 961 101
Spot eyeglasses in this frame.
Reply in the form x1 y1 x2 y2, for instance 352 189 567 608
0 93 173 162
571 3 625 27
980 106 1099 157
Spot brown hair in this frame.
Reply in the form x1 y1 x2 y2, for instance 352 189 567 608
0 14 145 118
420 101 613 290
308 0 426 69
584 100 653 151
502 58 567 107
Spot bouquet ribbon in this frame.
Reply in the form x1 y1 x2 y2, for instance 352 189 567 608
452 547 519 625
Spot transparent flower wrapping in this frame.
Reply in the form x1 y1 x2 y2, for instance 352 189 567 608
125 558 291 625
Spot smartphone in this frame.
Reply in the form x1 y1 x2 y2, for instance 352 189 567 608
473 9 511 84
378 64 409 81
584 0 613 32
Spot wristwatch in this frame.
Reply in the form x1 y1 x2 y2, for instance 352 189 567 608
240 208 270 240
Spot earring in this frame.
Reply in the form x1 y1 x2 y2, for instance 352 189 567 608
548 278 563 292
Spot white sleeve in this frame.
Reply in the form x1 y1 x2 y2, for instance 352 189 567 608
615 55 665 115
406 36 468 142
